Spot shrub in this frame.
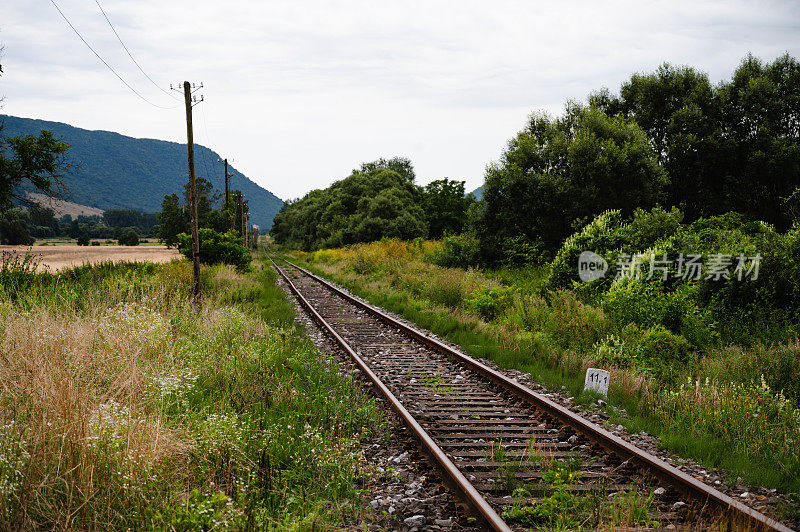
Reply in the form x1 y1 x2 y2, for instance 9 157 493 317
500 235 544 266
547 210 625 290
177 229 251 271
600 278 714 346
77 234 90 246
466 285 515 320
430 234 480 267
624 206 683 251
90 241 100 246
595 324 692 380
637 325 692 378
118 229 139 246
547 207 685 291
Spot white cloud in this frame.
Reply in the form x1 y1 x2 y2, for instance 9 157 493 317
2 0 799 199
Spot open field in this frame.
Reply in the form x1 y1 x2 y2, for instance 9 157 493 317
0 244 181 271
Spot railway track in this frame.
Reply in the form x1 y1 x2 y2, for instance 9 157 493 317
270 255 792 531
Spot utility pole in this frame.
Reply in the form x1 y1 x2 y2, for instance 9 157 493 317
224 158 230 217
175 80 204 305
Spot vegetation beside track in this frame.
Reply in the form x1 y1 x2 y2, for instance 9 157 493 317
286 239 800 516
0 252 384 529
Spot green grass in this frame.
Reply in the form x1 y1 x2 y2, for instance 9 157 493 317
0 255 385 530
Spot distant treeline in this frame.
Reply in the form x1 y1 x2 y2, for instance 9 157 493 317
0 206 159 245
271 53 800 263
270 157 476 250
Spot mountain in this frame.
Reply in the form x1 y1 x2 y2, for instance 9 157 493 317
1 115 283 231
470 185 483 200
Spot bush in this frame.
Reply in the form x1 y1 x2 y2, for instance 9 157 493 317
118 229 139 246
177 229 251 271
624 206 683 251
547 210 625 290
547 207 684 290
76 234 90 246
430 234 480 267
90 241 100 246
601 278 714 346
465 285 515 320
595 324 692 380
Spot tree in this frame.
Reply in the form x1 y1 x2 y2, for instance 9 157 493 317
354 156 416 183
29 204 58 238
474 104 668 263
591 53 800 228
0 129 70 210
177 228 251 271
0 208 34 245
421 179 473 238
157 193 188 247
118 229 139 246
716 53 800 227
271 161 427 250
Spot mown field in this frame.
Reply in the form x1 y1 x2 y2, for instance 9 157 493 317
0 244 180 272
0 252 385 529
289 238 800 519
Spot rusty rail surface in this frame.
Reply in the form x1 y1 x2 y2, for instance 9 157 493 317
271 255 792 532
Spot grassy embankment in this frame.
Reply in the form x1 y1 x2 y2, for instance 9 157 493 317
288 239 800 511
0 251 385 529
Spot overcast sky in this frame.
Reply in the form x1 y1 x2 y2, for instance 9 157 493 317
2 1 799 200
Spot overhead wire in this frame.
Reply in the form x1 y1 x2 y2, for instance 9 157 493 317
94 0 179 101
49 0 178 110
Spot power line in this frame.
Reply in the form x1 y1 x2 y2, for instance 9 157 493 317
49 0 177 110
94 0 178 100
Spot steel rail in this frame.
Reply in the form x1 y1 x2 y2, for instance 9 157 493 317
269 256 512 532
276 256 792 532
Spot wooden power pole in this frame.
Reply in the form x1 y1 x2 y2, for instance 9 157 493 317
223 158 230 220
182 81 202 304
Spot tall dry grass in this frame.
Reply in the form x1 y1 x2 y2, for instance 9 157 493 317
0 268 192 528
0 259 385 529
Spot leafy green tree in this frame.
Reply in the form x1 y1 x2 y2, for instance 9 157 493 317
421 179 473 238
103 209 159 236
592 53 800 228
0 128 70 210
475 104 668 263
354 156 416 183
158 193 188 247
118 229 139 246
716 53 800 226
177 228 251 271
271 161 427 250
28 204 59 238
0 207 34 245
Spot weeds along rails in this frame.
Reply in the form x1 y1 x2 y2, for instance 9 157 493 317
269 256 790 532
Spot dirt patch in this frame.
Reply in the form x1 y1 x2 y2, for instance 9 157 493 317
26 192 104 218
0 245 182 272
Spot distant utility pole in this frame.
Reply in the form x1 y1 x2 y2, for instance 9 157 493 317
173 80 204 305
223 158 230 216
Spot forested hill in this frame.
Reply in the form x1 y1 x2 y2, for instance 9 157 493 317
1 115 284 230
